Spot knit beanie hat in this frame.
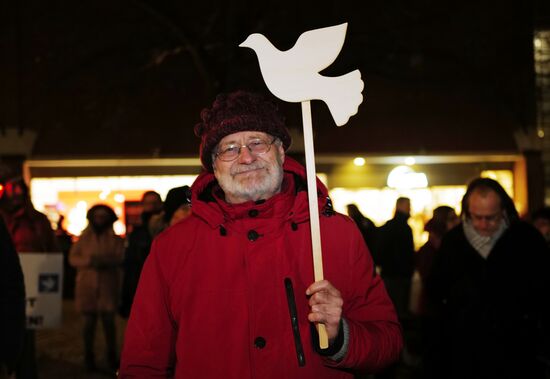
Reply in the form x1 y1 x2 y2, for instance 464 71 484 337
194 91 291 172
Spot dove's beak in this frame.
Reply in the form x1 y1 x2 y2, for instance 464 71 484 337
239 36 250 48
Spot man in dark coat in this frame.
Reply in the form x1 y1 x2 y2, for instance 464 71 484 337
427 178 550 379
0 217 25 378
375 197 415 320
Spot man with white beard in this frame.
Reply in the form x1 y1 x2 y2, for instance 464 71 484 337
120 90 402 379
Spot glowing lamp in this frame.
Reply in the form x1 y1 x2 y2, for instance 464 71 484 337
387 165 428 189
353 157 366 166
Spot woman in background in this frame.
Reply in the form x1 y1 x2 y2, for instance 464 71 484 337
69 204 124 372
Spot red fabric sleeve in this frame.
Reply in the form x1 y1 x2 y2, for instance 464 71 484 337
323 225 403 372
119 239 177 378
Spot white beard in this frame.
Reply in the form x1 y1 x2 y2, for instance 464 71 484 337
215 154 284 204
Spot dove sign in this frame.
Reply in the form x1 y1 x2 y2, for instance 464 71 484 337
241 23 363 349
239 22 364 126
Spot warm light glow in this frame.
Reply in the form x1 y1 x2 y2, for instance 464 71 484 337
31 175 197 236
317 173 328 186
538 128 545 138
67 201 88 235
329 186 465 250
404 157 416 166
113 221 126 235
387 166 428 189
480 170 514 198
353 157 366 166
99 189 111 200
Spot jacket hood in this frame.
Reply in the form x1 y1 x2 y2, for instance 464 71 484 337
189 156 332 229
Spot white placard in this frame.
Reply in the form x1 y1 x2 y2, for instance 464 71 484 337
18 253 64 329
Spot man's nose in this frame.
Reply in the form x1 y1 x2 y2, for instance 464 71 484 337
478 219 489 230
237 146 255 163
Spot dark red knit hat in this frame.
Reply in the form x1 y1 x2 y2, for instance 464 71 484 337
194 91 291 172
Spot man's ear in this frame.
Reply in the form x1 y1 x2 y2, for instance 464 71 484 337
278 144 285 164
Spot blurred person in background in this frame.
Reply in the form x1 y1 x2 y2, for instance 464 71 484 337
415 206 459 313
432 205 460 232
0 177 58 253
148 185 191 238
0 176 58 379
69 204 124 372
346 203 377 249
414 206 457 378
374 197 415 378
375 197 415 320
55 215 75 299
427 178 550 379
0 217 25 379
119 191 162 319
531 206 550 247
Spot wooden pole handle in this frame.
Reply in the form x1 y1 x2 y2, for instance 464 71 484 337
301 101 329 349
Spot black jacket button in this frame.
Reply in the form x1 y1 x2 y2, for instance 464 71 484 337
248 230 259 241
254 336 266 349
248 209 259 217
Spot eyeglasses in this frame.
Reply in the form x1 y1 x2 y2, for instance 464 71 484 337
215 138 277 162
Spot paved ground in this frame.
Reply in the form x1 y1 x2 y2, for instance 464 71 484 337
34 300 420 379
36 300 127 379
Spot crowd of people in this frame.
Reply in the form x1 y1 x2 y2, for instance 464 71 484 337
1 90 549 379
347 182 550 379
0 174 192 378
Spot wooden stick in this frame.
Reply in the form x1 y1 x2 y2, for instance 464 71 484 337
301 100 329 349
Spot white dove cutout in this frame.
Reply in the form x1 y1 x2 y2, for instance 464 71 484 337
240 23 364 349
239 22 364 126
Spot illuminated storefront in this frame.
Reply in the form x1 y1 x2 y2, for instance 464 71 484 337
24 154 524 246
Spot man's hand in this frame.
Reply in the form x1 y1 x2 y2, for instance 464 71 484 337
306 280 343 342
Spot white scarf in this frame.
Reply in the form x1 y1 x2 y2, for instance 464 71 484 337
462 218 508 259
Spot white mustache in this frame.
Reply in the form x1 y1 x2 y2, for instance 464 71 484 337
231 162 266 176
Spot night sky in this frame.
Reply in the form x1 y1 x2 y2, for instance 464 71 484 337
1 0 548 157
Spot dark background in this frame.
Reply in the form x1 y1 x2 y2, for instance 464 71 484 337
1 0 549 158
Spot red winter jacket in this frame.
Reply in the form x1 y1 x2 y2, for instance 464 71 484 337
120 157 402 378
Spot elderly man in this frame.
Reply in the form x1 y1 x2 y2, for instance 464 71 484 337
120 91 402 378
426 178 549 379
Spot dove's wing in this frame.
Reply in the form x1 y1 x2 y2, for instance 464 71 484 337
288 23 348 73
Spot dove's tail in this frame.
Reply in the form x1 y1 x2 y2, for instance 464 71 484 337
324 70 364 126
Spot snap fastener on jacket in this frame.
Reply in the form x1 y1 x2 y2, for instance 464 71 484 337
291 222 298 231
219 226 227 236
248 209 259 217
248 230 259 241
254 336 266 349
